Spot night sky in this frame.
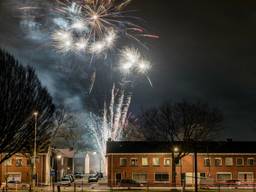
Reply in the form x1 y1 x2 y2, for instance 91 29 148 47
130 0 256 140
1 0 256 140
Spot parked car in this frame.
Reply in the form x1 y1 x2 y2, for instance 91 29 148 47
1 180 29 190
118 179 143 187
57 177 72 186
74 172 84 179
65 174 75 183
88 174 98 183
223 179 241 188
96 172 103 179
201 179 242 189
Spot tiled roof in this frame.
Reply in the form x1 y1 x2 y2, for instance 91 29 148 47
106 141 256 154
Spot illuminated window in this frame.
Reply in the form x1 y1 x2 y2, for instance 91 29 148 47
4 159 12 166
152 158 160 166
164 158 171 166
130 158 138 166
225 157 233 166
142 158 148 166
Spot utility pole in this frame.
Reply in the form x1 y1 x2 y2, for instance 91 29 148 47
194 145 198 192
32 112 38 191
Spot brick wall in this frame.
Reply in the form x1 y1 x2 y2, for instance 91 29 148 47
107 153 256 187
0 153 48 184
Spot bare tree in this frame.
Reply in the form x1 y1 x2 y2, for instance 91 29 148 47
53 112 86 150
121 114 145 141
0 49 55 163
138 101 223 186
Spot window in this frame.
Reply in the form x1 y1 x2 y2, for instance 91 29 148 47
200 173 206 178
225 157 233 166
132 173 147 183
216 172 232 181
238 172 254 182
236 158 244 166
15 159 22 167
204 158 211 167
155 173 169 182
214 158 222 167
247 158 254 166
152 158 160 166
130 158 138 166
142 158 148 166
120 158 127 166
164 158 171 166
4 159 12 166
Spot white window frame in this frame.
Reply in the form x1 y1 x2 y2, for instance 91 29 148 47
164 158 171 166
247 158 254 166
154 172 170 183
15 158 23 167
132 173 148 183
141 157 148 166
7 172 22 182
204 158 211 167
130 158 138 167
216 172 232 181
238 172 254 182
236 157 244 166
152 157 160 166
4 158 12 166
225 157 233 166
214 158 222 167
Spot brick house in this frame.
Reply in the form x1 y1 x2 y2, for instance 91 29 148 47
106 141 256 188
0 148 74 186
0 152 51 185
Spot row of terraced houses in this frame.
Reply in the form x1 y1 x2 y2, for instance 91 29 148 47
106 141 256 187
1 141 256 188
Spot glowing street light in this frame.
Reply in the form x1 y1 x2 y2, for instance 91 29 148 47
173 147 179 153
32 111 38 190
57 155 62 159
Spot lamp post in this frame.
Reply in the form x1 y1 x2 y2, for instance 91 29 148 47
194 145 198 192
57 154 62 180
172 146 179 191
32 111 38 191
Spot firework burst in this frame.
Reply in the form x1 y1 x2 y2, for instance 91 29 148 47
119 47 152 86
51 0 158 56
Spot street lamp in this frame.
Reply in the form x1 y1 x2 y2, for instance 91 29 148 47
172 146 179 190
57 155 62 159
32 111 38 191
173 147 179 153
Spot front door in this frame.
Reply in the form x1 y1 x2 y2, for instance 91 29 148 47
116 173 122 185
